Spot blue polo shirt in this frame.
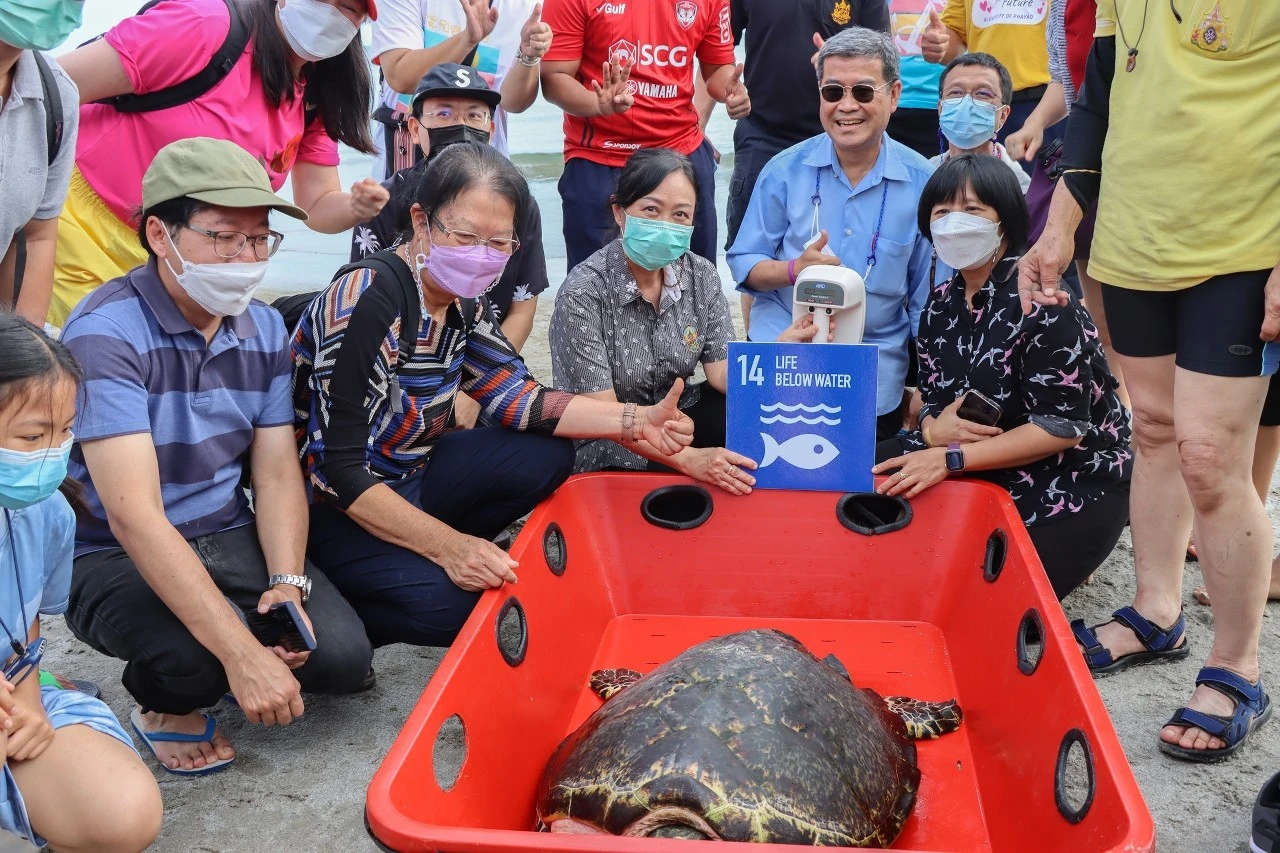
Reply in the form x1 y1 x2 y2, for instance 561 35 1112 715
61 259 294 556
727 132 942 415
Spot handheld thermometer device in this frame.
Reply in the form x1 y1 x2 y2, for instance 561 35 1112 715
791 265 867 345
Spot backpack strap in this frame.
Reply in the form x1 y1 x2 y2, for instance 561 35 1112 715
102 0 250 113
32 53 63 167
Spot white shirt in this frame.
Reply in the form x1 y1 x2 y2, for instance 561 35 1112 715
929 142 1032 194
372 0 538 156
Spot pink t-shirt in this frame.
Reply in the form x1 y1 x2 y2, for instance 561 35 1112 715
76 0 340 223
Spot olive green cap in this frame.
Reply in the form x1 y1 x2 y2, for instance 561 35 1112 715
141 137 308 220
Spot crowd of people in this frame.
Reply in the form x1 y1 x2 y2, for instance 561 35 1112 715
0 0 1276 848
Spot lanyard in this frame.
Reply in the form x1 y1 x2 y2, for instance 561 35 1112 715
0 510 29 660
811 170 890 278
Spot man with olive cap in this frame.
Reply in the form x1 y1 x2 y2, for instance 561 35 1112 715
351 62 550 427
60 137 374 777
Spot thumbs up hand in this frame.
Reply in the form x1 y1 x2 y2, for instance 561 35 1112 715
921 7 949 63
724 63 751 120
519 2 552 60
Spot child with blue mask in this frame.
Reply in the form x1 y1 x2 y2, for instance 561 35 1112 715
929 53 1031 194
0 315 161 852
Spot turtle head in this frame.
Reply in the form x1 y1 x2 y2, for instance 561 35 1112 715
589 668 643 700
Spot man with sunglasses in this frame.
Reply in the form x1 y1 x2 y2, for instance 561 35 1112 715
728 27 938 442
59 138 374 777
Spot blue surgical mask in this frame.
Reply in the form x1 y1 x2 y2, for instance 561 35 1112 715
0 437 73 510
939 95 999 151
0 0 84 52
621 215 693 271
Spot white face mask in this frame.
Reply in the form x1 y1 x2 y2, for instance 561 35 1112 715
163 233 269 317
930 212 1003 271
278 0 358 63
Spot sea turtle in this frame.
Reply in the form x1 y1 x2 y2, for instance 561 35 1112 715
535 628 962 846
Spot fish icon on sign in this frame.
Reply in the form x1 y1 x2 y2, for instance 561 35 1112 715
759 433 841 470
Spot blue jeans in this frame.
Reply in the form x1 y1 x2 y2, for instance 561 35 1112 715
307 428 576 648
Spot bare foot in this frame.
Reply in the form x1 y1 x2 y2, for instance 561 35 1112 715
1159 681 1243 754
1192 578 1280 607
136 708 235 772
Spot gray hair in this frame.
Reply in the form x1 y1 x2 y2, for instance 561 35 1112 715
816 27 900 84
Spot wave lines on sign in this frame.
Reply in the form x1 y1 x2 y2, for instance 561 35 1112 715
758 402 842 414
759 415 843 425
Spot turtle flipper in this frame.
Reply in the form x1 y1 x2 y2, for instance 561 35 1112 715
589 668 643 700
883 696 964 740
821 653 852 682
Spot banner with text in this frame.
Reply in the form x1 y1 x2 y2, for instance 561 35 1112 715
726 342 878 493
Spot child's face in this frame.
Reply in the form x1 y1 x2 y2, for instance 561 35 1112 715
0 377 76 454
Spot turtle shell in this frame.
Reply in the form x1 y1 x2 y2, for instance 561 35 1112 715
535 628 920 846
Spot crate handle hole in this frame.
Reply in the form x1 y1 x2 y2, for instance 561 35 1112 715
983 529 1008 582
641 485 713 531
1017 608 1045 675
836 492 912 535
1054 729 1095 823
496 597 528 667
432 714 466 792
543 523 567 576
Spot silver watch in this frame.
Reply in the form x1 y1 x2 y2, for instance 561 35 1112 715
269 574 311 603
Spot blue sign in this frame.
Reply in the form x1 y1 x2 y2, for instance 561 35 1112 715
726 342 878 493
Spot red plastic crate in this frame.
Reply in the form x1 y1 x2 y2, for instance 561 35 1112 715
366 473 1155 852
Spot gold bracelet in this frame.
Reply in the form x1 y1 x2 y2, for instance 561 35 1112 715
922 421 934 447
622 402 638 443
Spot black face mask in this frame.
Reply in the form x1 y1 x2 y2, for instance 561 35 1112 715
425 124 492 159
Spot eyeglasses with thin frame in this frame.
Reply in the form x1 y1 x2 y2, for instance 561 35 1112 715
819 80 893 104
180 224 284 260
941 86 1004 107
418 106 493 129
432 217 521 254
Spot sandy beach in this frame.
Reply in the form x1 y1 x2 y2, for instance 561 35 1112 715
35 300 1279 853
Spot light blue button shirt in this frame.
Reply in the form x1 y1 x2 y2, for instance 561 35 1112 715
727 132 945 416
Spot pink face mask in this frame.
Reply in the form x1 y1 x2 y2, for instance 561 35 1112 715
414 236 510 300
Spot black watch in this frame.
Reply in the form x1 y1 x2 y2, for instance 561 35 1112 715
945 442 965 473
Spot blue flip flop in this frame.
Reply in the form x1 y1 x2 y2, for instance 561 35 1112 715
1159 667 1272 764
130 708 235 776
1070 606 1190 676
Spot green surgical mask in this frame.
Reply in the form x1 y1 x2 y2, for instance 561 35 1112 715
0 0 84 52
620 214 693 271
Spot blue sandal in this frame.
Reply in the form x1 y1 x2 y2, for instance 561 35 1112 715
1159 667 1272 763
130 708 235 776
1070 606 1190 676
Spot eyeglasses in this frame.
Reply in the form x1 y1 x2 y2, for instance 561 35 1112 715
180 224 284 260
418 107 493 129
819 81 893 104
432 218 521 254
3 636 44 687
942 87 1004 106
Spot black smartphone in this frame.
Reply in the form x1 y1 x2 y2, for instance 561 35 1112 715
957 389 1003 427
244 601 317 654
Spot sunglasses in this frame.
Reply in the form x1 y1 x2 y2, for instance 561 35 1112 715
819 81 892 104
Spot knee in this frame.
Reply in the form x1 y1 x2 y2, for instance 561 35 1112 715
58 775 163 853
1130 406 1175 454
302 625 374 695
1178 437 1238 507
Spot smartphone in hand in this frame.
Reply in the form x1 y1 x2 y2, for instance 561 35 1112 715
244 600 316 654
957 389 1003 427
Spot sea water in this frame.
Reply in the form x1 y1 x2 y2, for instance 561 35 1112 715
58 5 744 297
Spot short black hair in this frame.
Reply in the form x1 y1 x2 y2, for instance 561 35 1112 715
134 197 213 258
610 148 699 211
412 141 531 231
917 154 1030 255
939 53 1014 106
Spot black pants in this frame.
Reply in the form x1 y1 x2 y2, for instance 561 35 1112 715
887 108 943 160
559 138 719 273
645 386 727 472
726 119 794 253
308 429 576 648
66 523 374 715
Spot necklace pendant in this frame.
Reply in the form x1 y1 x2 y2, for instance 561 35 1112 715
1126 49 1138 72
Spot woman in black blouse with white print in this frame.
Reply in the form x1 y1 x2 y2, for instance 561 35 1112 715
873 154 1132 599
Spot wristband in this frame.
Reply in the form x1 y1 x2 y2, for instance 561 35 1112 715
787 258 798 284
622 402 638 443
517 50 541 66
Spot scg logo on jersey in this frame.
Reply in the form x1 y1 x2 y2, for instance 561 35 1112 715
608 38 690 68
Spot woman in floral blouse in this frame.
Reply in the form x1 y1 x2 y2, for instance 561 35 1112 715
874 154 1132 599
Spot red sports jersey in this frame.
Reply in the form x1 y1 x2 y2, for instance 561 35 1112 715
543 0 736 167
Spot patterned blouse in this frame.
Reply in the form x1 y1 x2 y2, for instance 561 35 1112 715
291 261 571 509
549 240 734 472
901 257 1132 526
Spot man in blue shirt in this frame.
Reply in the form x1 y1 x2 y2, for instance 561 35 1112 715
728 27 940 440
